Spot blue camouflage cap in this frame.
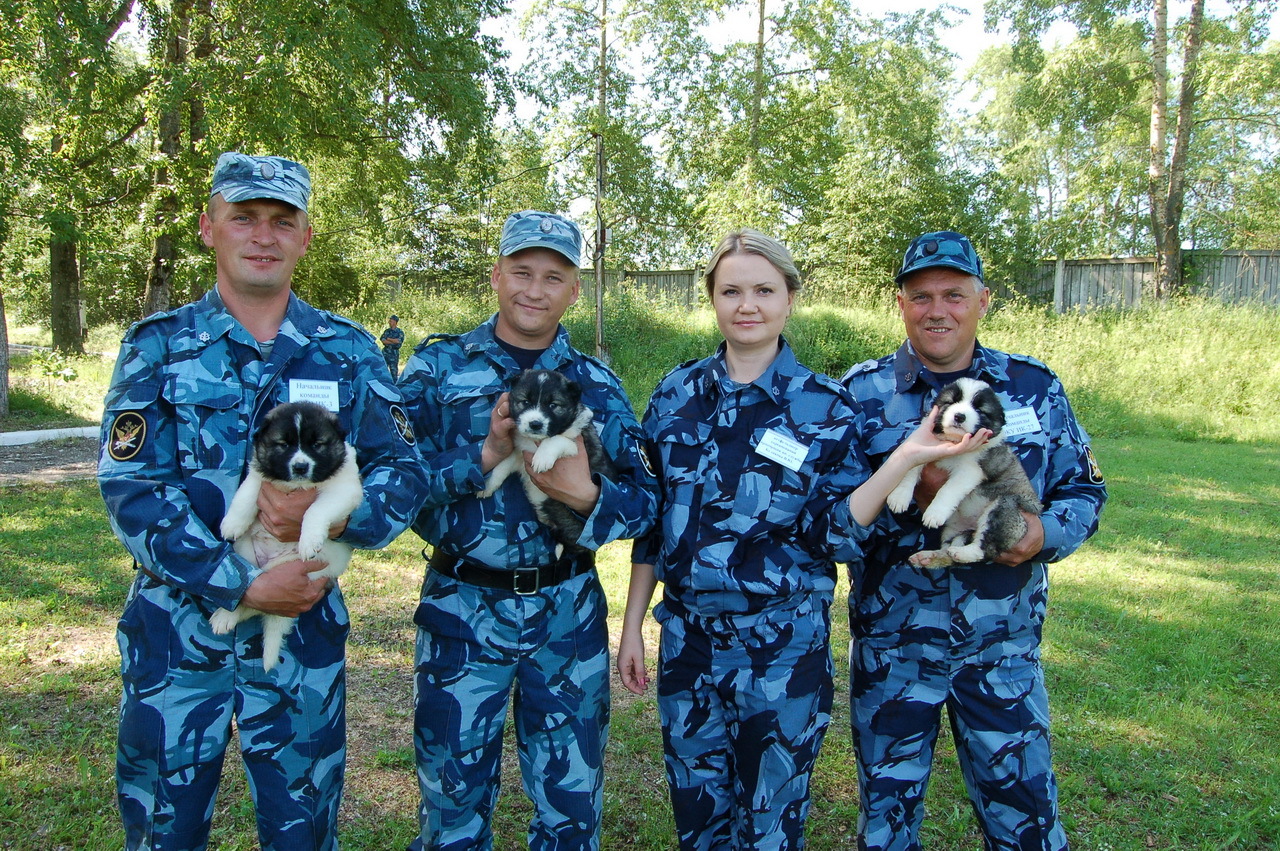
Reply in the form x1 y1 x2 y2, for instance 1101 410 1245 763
211 152 311 212
499 210 582 267
896 230 984 284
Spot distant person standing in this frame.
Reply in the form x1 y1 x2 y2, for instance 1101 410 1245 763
381 314 405 378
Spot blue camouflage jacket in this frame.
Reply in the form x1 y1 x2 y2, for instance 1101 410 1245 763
841 340 1107 652
632 340 869 620
399 315 657 569
98 287 428 611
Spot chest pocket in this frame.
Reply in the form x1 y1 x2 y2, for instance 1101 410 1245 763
439 370 506 446
654 421 711 503
865 421 915 466
737 426 815 528
163 377 242 473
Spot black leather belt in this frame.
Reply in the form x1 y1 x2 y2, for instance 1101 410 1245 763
425 548 595 595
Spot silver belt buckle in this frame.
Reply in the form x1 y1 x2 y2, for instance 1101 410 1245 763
513 566 541 595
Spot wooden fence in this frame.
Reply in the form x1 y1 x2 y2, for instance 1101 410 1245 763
585 250 1280 312
1004 250 1280 310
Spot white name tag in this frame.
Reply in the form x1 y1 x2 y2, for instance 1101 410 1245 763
755 428 809 472
289 379 341 412
1003 406 1041 438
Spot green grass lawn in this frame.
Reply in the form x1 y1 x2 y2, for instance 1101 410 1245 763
1 434 1277 849
4 297 1279 847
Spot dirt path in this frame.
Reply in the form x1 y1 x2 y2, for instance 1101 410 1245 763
0 437 99 486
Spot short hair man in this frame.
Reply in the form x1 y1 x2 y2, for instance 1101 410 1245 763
99 152 427 850
381 314 405 379
841 231 1107 850
398 210 658 849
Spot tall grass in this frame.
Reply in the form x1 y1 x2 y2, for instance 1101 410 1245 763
351 290 1280 444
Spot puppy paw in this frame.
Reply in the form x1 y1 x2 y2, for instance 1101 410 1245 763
297 535 326 562
909 549 953 569
945 543 984 564
209 608 239 634
219 514 251 542
920 504 951 528
885 490 912 514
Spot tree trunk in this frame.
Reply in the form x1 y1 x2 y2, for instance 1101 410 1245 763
0 286 10 419
49 213 86 354
1148 0 1205 299
747 0 766 168
141 1 191 317
187 0 213 305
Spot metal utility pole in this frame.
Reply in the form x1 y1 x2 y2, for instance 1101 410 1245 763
594 0 607 359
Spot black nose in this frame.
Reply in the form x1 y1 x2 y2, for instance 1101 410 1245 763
953 412 966 423
526 418 545 433
291 461 310 476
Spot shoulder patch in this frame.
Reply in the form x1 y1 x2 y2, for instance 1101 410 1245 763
391 404 415 445
638 439 658 479
107 412 147 461
1084 445 1104 485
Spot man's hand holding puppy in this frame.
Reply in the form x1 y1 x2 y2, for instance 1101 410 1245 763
523 435 600 515
256 481 350 542
479 390 602 515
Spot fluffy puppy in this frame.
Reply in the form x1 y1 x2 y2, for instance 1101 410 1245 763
886 377 1042 568
213 401 363 671
479 369 615 553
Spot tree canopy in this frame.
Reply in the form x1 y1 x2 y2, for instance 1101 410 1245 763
2 0 1278 351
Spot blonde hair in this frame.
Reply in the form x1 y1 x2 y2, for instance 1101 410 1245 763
703 229 802 299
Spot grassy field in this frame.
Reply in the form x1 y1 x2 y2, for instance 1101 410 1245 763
2 295 1279 848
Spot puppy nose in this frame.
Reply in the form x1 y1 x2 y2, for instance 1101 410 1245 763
526 418 545 433
291 461 310 476
953 412 966 424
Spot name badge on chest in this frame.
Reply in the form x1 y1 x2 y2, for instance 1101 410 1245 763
755 428 808 472
288 379 341 412
1002 406 1041 438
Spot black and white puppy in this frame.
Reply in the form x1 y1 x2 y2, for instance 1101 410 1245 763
886 377 1042 568
479 369 615 553
213 401 363 671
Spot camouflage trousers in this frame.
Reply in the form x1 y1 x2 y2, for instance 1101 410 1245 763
116 571 348 851
848 635 1067 851
654 596 833 850
411 570 610 850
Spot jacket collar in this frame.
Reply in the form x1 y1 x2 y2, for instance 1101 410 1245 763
704 337 800 406
892 338 1008 392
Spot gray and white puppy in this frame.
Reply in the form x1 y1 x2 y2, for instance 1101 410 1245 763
214 401 363 671
886 377 1042 568
479 369 615 554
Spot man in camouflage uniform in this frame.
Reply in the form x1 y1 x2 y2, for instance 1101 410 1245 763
99 152 426 851
398 210 657 850
841 231 1106 850
381 314 405 379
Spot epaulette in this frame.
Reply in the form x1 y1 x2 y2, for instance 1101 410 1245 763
321 311 376 344
414 332 459 353
1004 350 1054 375
121 306 182 342
840 358 881 382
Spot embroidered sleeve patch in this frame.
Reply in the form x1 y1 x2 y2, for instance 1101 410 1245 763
391 404 415 445
108 412 148 461
1084 445 1104 485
